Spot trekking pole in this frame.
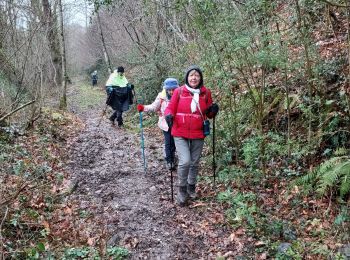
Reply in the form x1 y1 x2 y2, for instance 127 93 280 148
139 111 147 173
213 116 216 186
170 167 174 202
169 133 175 202
97 91 113 127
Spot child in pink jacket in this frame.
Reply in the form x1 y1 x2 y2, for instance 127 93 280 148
137 78 179 170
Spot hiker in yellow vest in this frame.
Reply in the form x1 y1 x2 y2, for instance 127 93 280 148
105 66 132 126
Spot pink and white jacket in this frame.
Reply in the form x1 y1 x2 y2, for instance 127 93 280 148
144 90 171 132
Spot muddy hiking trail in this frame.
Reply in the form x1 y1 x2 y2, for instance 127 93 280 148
65 83 243 259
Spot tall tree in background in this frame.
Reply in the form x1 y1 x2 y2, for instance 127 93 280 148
41 0 61 88
96 9 112 73
294 0 314 144
58 0 67 109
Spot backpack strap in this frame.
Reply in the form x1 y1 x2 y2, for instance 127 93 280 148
177 86 209 120
177 86 184 103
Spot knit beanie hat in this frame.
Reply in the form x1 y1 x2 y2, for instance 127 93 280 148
185 65 203 88
117 66 125 73
163 78 179 90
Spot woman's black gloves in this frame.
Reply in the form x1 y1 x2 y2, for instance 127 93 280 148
165 114 173 128
207 103 219 117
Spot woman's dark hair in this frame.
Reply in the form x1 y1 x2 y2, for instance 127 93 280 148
185 65 203 88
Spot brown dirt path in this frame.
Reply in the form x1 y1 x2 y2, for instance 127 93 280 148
65 84 238 259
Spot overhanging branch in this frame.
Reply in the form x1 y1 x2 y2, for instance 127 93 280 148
0 100 36 122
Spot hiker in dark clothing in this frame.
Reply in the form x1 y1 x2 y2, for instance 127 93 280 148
105 66 133 126
91 71 98 86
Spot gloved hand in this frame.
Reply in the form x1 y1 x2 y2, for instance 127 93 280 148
165 114 173 128
137 104 144 112
106 86 113 95
207 103 219 117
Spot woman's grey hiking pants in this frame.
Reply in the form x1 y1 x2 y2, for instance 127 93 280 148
174 137 204 187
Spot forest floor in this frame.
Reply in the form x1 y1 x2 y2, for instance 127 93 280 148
64 82 245 259
2 80 348 259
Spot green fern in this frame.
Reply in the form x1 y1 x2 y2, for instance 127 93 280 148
295 153 350 199
334 147 347 156
295 168 318 186
339 167 350 198
316 161 350 197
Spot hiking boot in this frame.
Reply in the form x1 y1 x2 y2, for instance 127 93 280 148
177 186 188 206
109 116 115 125
187 184 197 199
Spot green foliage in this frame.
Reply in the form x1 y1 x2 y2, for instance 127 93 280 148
207 92 253 166
25 242 46 260
315 57 345 85
63 247 97 259
295 150 350 198
107 246 129 259
275 247 302 260
0 109 83 259
217 190 258 228
321 112 350 150
217 166 246 186
62 246 129 259
242 134 263 168
0 71 18 110
84 58 108 80
334 206 349 226
242 132 288 169
267 220 284 238
126 43 184 105
70 84 105 111
273 241 304 259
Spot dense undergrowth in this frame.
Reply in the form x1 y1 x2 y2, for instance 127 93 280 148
0 79 349 258
0 96 129 259
1 0 350 258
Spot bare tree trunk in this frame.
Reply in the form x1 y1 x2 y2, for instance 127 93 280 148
96 10 112 73
276 22 291 157
346 3 350 116
58 0 67 110
41 0 62 87
294 0 313 144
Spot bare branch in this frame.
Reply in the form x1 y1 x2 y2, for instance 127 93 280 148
0 100 36 122
157 10 188 43
0 206 9 259
318 0 348 8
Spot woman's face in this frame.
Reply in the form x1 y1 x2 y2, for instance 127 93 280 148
188 70 201 88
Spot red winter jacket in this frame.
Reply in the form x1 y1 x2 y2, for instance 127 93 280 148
164 85 213 139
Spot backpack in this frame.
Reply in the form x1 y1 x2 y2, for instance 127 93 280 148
113 86 129 103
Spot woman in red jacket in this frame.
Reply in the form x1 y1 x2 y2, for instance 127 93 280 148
164 65 219 206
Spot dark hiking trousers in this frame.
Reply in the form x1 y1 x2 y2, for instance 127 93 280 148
110 111 123 126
